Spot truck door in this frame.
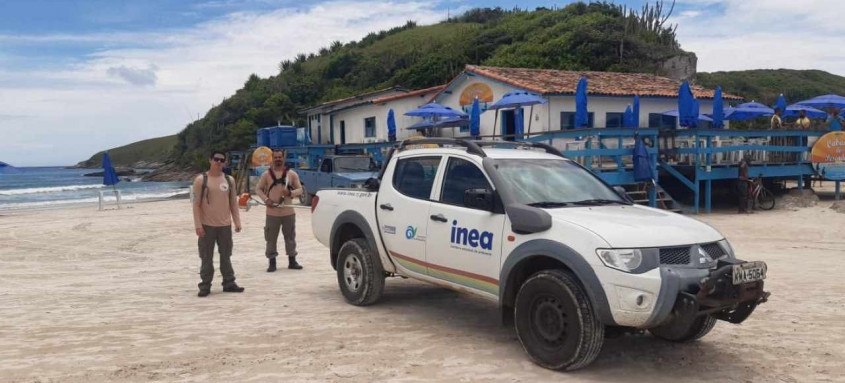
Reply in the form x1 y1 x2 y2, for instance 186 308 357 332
376 154 443 277
426 156 505 297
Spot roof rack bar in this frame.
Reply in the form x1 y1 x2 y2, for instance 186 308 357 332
398 138 486 157
471 141 564 158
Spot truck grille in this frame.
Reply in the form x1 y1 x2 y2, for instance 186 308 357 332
700 242 725 259
659 247 691 265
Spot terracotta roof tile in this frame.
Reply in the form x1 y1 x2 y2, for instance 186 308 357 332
372 85 446 104
464 65 743 100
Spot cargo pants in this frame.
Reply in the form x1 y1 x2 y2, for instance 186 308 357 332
265 215 296 258
198 225 236 290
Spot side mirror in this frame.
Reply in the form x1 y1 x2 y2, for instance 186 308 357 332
613 186 634 203
364 177 380 191
464 188 494 211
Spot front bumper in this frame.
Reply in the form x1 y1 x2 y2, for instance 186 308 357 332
645 259 770 328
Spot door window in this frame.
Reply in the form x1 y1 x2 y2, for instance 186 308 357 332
320 159 333 173
439 158 492 208
392 156 441 200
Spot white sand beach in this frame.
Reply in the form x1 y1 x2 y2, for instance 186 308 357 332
1 196 844 382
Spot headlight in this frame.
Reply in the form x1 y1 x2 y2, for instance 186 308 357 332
597 249 643 272
717 239 734 260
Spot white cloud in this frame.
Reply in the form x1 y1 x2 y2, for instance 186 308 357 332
0 1 445 166
674 0 845 75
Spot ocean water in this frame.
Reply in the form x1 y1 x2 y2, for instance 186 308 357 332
0 167 191 211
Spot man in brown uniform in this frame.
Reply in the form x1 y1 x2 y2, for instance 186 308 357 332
255 149 304 272
192 150 245 297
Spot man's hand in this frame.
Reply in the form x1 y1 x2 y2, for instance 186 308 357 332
196 227 205 237
235 224 242 233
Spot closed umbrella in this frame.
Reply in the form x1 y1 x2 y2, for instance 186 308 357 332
514 107 524 139
386 109 397 142
633 136 655 182
575 76 589 128
774 94 787 114
678 81 697 128
469 98 481 138
632 95 640 128
102 152 120 187
712 86 725 129
623 105 636 128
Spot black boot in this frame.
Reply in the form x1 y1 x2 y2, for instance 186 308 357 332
198 289 210 297
267 257 277 272
288 256 303 270
222 283 245 293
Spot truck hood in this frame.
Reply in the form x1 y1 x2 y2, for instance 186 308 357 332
333 171 378 181
546 205 723 248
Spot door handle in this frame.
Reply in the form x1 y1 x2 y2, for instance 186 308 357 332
379 203 394 211
430 214 447 223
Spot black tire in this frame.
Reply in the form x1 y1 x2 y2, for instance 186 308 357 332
336 238 385 306
514 269 605 371
649 315 717 342
757 188 775 210
299 187 312 206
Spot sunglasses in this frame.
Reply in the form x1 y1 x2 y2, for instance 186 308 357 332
212 157 226 163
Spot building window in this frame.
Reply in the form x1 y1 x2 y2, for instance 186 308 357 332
560 112 594 129
605 112 624 128
364 116 376 138
647 113 677 129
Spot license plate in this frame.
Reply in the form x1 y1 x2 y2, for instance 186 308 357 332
732 261 767 285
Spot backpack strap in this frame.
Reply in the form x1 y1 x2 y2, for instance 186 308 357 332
225 175 235 203
200 172 209 204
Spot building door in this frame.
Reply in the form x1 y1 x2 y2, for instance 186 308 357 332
501 110 516 141
340 120 346 145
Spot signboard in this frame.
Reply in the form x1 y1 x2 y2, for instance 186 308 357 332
459 83 494 107
811 132 845 180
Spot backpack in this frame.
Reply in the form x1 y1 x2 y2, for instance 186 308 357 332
266 168 291 205
200 172 235 205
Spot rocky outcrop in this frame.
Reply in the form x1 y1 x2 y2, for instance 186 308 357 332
141 163 197 182
661 53 697 82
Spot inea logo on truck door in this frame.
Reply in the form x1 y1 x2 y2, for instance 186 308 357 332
450 220 494 253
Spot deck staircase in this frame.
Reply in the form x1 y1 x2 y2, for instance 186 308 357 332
622 183 683 214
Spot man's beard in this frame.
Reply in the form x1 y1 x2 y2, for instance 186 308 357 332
273 161 283 167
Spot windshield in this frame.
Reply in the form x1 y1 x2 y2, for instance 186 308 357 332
334 157 375 172
495 158 626 206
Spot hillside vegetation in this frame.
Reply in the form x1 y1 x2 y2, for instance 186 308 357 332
76 135 177 168
172 2 687 168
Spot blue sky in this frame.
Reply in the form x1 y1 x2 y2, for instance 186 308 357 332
1 0 842 166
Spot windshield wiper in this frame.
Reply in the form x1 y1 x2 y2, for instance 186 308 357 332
527 201 570 208
570 199 628 206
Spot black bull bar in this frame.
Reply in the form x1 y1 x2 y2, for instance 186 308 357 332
672 260 770 324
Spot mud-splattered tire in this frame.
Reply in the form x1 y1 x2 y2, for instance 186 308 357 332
514 269 605 371
649 315 717 342
299 187 312 206
336 239 384 306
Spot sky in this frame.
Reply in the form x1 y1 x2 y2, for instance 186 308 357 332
1 0 843 166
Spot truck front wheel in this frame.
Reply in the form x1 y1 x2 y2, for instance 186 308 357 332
336 238 384 306
514 269 605 371
649 315 716 342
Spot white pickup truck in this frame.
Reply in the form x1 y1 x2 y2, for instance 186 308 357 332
311 139 769 371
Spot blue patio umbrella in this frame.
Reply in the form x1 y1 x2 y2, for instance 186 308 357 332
663 109 713 122
386 109 397 142
774 94 787 114
575 76 589 128
489 91 546 137
404 102 467 119
406 116 469 130
678 81 696 128
632 95 640 128
623 105 636 128
633 136 655 182
514 107 524 139
796 94 845 110
724 102 774 121
469 98 481 138
102 152 120 187
712 86 725 129
785 104 827 119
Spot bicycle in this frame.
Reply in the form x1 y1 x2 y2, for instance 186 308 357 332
745 175 775 211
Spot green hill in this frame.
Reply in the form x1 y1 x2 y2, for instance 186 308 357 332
77 135 177 168
172 2 687 169
696 69 845 106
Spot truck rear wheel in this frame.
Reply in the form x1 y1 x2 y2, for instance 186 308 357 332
514 269 604 371
649 315 716 342
336 238 384 306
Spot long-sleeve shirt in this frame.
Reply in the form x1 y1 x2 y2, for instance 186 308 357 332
255 167 303 217
192 173 241 229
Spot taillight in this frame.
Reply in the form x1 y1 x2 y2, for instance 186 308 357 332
311 194 319 213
